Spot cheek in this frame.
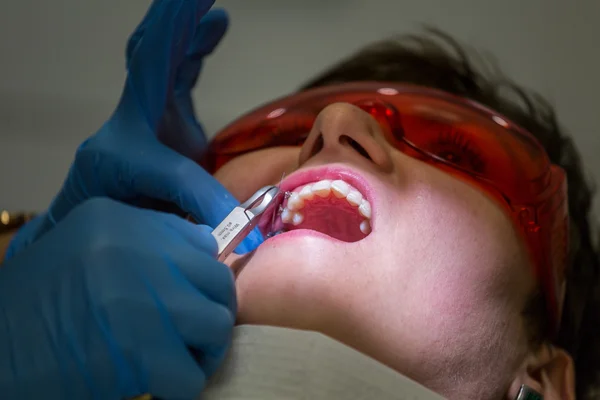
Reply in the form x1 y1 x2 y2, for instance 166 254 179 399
375 174 528 338
213 147 300 201
361 196 527 387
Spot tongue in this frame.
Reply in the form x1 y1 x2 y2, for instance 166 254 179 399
285 196 367 242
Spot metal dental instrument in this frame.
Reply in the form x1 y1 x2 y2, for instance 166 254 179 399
269 172 287 233
211 185 281 262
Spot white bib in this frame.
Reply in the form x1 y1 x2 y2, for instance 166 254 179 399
203 325 445 400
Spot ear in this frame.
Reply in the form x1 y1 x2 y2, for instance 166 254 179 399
507 345 575 399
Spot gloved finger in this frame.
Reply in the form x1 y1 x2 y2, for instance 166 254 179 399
144 360 205 400
125 0 215 132
161 215 218 256
158 9 229 160
160 194 262 259
188 8 229 60
157 231 236 311
175 8 229 92
141 259 235 375
124 0 162 69
197 343 230 377
157 93 208 161
164 286 234 352
127 6 227 90
116 304 208 400
3 213 46 262
87 250 208 399
91 141 263 252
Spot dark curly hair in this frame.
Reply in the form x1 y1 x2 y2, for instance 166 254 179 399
299 29 600 399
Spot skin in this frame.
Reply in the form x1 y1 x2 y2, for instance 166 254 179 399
214 103 538 398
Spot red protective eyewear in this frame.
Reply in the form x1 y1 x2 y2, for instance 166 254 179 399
200 82 569 334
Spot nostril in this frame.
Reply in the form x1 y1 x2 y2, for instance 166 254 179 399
308 134 324 159
340 135 372 161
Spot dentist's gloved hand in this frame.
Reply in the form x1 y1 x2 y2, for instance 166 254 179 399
5 0 262 261
0 198 235 399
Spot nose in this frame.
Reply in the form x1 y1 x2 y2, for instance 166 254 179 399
298 102 394 172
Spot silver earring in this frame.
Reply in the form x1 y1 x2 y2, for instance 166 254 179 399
515 384 543 400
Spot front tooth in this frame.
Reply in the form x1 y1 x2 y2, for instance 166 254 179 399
331 180 350 198
287 192 304 211
358 199 372 219
292 212 304 226
346 190 363 206
360 220 371 234
281 208 293 224
299 185 315 200
312 180 332 198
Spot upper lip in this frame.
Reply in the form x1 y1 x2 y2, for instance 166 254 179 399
258 163 375 234
278 164 374 200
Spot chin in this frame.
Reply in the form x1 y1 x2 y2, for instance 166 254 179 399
232 235 351 330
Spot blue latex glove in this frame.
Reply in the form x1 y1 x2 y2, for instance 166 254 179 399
0 198 235 399
5 0 263 261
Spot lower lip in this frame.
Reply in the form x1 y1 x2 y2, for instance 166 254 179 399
263 228 347 244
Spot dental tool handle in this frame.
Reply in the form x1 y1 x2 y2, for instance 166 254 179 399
211 207 256 262
210 185 282 263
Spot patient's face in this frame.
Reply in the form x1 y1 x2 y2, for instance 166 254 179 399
214 103 535 398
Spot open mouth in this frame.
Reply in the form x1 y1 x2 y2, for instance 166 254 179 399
260 168 373 242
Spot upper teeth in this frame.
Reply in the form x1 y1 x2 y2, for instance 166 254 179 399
311 180 333 198
331 180 350 198
282 179 372 234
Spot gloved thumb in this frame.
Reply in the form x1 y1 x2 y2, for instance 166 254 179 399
120 0 215 133
157 8 229 161
176 8 229 91
77 140 263 253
